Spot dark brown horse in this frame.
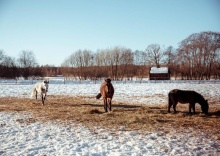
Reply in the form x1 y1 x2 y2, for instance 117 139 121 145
96 78 114 112
168 89 209 114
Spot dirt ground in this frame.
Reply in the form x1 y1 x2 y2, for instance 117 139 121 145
0 95 220 139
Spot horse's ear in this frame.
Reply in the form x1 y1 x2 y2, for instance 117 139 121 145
106 78 111 83
44 80 49 84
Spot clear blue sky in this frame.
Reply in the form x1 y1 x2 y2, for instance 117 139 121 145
0 0 219 66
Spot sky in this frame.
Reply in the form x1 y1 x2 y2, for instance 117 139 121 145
0 0 220 66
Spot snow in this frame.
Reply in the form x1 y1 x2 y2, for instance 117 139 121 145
1 111 220 156
1 79 220 155
150 67 168 73
1 80 219 106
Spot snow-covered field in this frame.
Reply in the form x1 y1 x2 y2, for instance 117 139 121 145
1 79 220 105
1 79 220 155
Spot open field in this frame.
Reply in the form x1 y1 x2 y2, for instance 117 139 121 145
1 81 220 155
1 95 220 138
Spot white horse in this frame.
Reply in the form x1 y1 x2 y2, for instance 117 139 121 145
31 80 49 105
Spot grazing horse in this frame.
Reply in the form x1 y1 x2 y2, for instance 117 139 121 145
168 89 209 114
31 80 49 105
96 78 114 112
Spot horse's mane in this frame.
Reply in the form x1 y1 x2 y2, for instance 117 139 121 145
194 91 206 103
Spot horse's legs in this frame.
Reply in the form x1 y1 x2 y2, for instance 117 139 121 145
41 93 44 106
168 95 177 113
110 99 112 111
173 102 177 113
188 103 191 114
168 95 173 113
35 91 38 103
191 103 196 114
44 93 47 101
107 98 112 111
189 103 195 114
104 98 107 112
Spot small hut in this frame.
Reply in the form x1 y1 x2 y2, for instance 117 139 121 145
149 67 171 80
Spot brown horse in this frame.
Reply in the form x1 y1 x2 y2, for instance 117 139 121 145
96 78 114 112
168 89 209 114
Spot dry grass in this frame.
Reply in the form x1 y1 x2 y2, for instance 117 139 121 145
1 95 220 139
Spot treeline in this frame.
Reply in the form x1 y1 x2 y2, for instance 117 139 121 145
0 50 61 79
61 31 220 80
1 31 220 80
175 31 220 80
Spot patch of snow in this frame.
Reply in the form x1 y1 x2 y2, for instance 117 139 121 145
1 112 220 155
150 67 168 73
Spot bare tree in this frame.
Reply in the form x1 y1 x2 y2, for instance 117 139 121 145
177 31 220 79
0 50 3 57
133 50 149 80
94 49 111 79
133 50 147 65
118 48 133 80
18 50 37 67
164 46 176 66
212 58 220 79
61 49 95 80
146 44 164 68
17 50 38 79
110 47 120 80
0 51 18 78
0 50 5 64
164 46 178 78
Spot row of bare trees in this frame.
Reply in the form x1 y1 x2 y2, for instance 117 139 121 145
1 31 220 80
61 31 220 80
174 31 220 80
0 50 61 79
60 46 171 80
61 47 137 80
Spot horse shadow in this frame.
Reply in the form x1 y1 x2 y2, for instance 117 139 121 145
207 110 220 118
82 103 141 109
173 110 220 118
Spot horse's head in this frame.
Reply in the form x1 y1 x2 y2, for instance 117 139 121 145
43 80 49 92
201 99 209 114
105 78 111 84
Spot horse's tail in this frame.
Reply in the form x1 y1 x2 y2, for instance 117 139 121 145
168 92 173 112
96 93 102 99
168 92 171 103
30 88 36 98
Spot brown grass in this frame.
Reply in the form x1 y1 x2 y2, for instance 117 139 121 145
1 95 220 139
